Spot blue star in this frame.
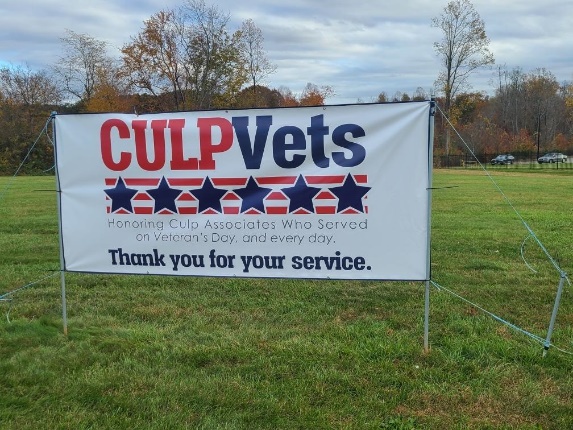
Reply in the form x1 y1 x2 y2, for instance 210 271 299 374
147 177 182 213
329 174 371 213
105 177 138 213
189 177 227 213
281 175 321 213
234 177 272 213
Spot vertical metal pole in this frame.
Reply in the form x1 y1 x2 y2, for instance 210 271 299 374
424 99 436 353
59 267 68 336
424 280 430 353
543 271 567 357
52 112 68 336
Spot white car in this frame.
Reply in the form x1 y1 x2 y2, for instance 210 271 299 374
538 152 567 163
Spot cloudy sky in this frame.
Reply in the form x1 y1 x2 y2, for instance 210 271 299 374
1 0 572 104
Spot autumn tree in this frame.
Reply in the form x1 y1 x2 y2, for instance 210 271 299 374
299 83 334 106
121 1 249 111
121 9 189 111
85 65 134 113
376 92 387 103
432 0 494 154
234 85 282 108
277 86 299 107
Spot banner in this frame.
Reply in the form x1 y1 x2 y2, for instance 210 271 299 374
54 102 432 280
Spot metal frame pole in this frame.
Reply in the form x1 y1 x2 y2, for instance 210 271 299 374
543 271 567 357
52 112 68 336
424 99 436 353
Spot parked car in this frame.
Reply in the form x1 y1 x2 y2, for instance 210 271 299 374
491 154 515 165
537 152 567 163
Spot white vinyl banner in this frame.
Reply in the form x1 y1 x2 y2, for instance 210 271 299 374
55 102 432 280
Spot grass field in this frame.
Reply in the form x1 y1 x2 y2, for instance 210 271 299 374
1 170 572 429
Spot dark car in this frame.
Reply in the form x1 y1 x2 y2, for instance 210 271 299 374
491 154 515 165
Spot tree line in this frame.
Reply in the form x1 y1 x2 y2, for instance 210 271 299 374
1 0 572 174
430 66 573 159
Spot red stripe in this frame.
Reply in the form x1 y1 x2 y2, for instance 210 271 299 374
222 193 240 201
223 207 241 214
125 178 160 186
105 175 367 187
266 207 288 215
176 193 197 201
315 190 336 199
306 175 345 184
256 176 297 185
213 178 247 186
316 206 337 214
168 178 203 186
134 207 154 215
133 193 152 201
178 207 197 215
266 191 287 200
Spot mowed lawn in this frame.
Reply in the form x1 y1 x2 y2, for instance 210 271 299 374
1 170 572 429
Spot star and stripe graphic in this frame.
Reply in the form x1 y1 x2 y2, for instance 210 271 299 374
104 174 370 215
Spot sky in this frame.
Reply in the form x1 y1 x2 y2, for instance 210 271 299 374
1 0 572 104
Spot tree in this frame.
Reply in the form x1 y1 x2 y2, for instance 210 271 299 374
432 0 494 154
238 19 276 106
413 87 428 101
522 69 561 157
0 64 61 107
564 81 573 135
182 0 247 109
277 86 299 107
494 65 527 134
299 83 334 106
121 1 249 111
450 91 487 125
377 92 388 103
54 30 111 106
85 65 134 113
0 65 61 173
121 9 189 111
391 91 403 102
234 85 282 108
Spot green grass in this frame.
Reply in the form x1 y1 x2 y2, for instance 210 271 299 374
1 170 572 429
